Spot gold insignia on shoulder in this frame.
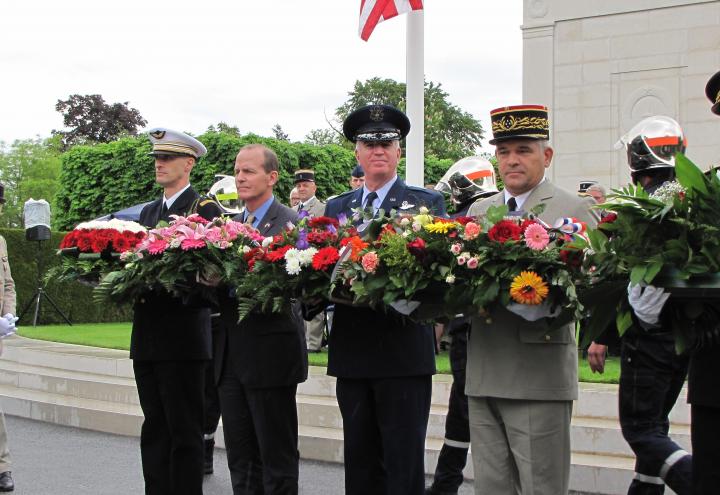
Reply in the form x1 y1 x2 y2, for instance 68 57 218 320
369 106 384 122
150 130 166 139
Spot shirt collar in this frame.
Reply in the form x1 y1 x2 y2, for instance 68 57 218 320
244 195 275 228
163 183 191 209
503 177 545 211
362 175 398 209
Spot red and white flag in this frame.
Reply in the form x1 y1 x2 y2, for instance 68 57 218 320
359 0 423 41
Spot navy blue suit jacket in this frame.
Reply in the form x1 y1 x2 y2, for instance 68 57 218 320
324 178 447 378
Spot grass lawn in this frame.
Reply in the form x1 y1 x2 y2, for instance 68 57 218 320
18 323 620 383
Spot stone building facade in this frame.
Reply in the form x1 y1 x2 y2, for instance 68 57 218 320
522 0 720 190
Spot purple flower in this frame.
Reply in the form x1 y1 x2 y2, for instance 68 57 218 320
326 224 337 235
337 213 348 225
298 210 310 220
296 229 309 250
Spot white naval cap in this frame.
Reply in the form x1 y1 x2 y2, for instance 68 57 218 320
147 127 207 158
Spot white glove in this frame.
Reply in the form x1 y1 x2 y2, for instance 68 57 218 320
506 301 561 321
0 314 17 338
627 284 669 326
389 299 421 316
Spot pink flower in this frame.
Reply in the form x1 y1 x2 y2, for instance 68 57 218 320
450 243 462 255
524 223 550 250
462 222 481 240
361 252 379 273
186 214 207 224
147 239 169 255
204 227 223 244
467 257 479 269
181 238 206 250
457 254 467 266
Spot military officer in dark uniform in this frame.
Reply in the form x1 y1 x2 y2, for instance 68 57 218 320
322 105 446 494
132 128 222 495
688 70 720 494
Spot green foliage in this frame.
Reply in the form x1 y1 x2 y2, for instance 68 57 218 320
53 94 147 149
1 228 131 325
0 137 63 228
330 77 484 161
55 131 453 230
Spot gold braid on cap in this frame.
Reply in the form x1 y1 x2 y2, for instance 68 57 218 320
492 115 549 133
715 91 720 105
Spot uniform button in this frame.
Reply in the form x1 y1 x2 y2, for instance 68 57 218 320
544 334 551 341
139 298 145 304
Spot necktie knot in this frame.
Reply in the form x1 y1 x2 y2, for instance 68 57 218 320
244 213 256 226
364 191 378 211
507 197 517 212
161 202 169 217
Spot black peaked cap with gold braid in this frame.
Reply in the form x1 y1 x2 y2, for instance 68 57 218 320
705 70 720 116
148 127 207 158
489 105 550 145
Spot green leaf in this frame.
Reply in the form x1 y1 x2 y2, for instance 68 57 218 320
644 262 663 284
675 153 708 195
630 265 647 285
616 310 633 336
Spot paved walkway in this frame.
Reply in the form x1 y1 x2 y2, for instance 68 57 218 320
3 415 475 494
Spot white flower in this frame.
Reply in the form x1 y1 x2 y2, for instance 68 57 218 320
284 248 300 263
75 219 146 233
241 245 251 254
286 259 301 275
446 274 456 284
412 222 422 232
419 206 429 214
169 238 182 249
298 247 318 266
262 236 274 248
399 217 411 226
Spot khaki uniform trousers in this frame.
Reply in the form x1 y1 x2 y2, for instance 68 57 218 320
305 313 325 351
468 396 572 495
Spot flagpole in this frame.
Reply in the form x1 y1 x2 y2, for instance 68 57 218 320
405 9 424 187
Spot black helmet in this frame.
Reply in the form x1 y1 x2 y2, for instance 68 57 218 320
616 116 686 180
436 156 498 207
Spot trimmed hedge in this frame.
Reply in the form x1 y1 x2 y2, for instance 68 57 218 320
54 131 453 230
1 228 131 325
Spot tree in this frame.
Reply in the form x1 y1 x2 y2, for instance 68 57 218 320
304 128 342 147
0 137 62 228
272 124 289 142
53 94 147 148
333 78 484 161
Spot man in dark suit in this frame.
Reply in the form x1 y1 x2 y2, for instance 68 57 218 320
215 144 308 494
323 105 446 495
132 128 223 495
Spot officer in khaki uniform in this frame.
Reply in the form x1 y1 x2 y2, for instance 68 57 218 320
465 105 597 495
0 183 17 492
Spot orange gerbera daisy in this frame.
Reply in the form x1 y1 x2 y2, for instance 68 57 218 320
509 271 549 305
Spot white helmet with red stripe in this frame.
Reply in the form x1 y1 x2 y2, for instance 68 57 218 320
435 156 498 206
615 116 687 177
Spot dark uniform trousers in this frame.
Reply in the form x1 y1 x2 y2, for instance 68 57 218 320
619 332 692 494
132 188 222 495
428 323 470 494
218 357 299 495
688 344 720 494
134 360 206 495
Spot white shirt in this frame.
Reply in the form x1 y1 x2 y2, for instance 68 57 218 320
163 184 191 209
503 178 546 211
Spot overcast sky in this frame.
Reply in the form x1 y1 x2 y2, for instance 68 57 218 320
0 1 523 151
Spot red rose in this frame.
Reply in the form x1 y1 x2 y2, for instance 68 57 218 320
407 237 427 260
598 212 618 228
454 216 475 225
560 248 583 269
488 220 522 243
311 246 340 271
519 219 538 232
308 216 339 229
